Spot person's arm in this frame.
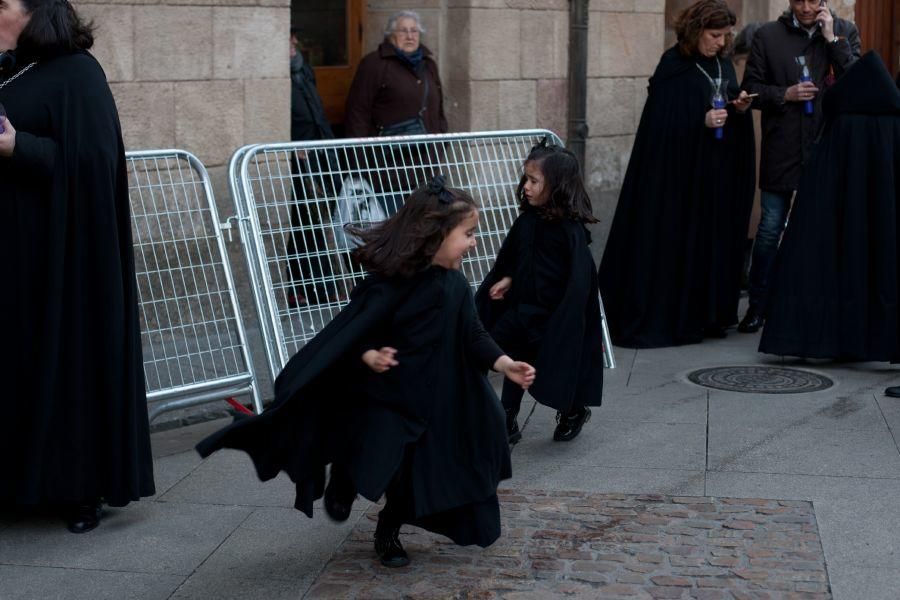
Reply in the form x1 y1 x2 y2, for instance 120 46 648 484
344 56 378 137
826 21 861 76
0 119 57 178
742 32 787 111
431 62 449 134
465 306 535 388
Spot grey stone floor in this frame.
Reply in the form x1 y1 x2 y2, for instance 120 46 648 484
3 311 900 599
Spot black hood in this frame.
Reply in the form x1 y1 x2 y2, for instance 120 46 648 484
824 50 900 116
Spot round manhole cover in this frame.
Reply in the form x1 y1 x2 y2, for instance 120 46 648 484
687 366 834 394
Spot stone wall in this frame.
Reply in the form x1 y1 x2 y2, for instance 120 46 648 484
76 0 292 181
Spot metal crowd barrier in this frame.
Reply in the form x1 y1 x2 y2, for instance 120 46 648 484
230 130 616 382
127 149 262 422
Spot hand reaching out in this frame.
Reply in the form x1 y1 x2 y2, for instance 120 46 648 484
494 355 536 390
489 276 512 300
362 347 398 373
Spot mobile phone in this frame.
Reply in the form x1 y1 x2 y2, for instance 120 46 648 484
0 102 6 134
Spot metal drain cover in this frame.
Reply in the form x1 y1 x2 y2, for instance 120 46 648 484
687 366 834 394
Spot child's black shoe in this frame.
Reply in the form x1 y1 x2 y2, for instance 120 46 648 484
374 524 410 568
553 407 591 442
323 466 356 522
505 408 522 444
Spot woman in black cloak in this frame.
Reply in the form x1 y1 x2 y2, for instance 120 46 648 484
197 178 535 568
759 51 900 361
598 0 756 348
0 0 155 531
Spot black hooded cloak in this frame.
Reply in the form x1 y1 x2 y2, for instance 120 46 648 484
475 208 604 413
597 47 757 348
0 51 155 506
197 267 511 547
759 52 900 361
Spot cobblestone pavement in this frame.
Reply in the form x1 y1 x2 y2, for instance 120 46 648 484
306 489 830 600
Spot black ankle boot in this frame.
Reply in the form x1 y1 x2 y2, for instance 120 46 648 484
66 501 102 534
553 406 591 442
374 521 409 568
505 408 522 444
323 465 356 522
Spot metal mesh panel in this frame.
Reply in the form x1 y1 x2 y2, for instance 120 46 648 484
128 150 261 420
232 131 615 380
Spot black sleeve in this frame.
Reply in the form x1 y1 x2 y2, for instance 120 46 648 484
466 308 504 371
8 131 57 178
828 22 861 77
742 31 787 112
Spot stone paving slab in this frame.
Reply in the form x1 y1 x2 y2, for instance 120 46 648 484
305 489 831 599
0 565 184 600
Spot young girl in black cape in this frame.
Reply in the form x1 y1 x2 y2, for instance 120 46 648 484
476 141 605 444
196 176 535 567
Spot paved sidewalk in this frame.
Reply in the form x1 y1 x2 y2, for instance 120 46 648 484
2 315 900 599
309 491 829 599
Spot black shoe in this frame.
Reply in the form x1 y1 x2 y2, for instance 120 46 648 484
323 466 356 522
66 501 101 534
553 407 591 442
505 408 522 445
374 524 410 568
886 386 900 398
738 308 764 333
704 325 728 339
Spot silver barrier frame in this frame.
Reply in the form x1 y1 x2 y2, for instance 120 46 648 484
127 149 263 421
231 130 616 382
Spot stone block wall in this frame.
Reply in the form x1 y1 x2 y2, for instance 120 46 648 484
77 0 292 176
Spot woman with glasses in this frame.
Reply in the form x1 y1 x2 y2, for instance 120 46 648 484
344 10 447 138
342 11 448 219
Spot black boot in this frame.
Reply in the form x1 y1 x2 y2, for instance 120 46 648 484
66 501 102 534
374 519 410 568
553 406 591 442
505 408 522 444
738 307 764 333
323 465 356 522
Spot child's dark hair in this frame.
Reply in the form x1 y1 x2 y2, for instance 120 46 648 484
350 175 477 278
517 138 597 223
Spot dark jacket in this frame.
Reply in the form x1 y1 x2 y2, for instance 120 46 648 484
742 11 860 193
344 41 448 137
290 54 334 141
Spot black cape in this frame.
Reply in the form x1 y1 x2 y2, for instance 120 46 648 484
598 47 757 348
197 267 511 547
475 209 604 412
759 52 900 361
0 51 155 506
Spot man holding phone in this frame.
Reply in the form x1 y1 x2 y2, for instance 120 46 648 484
737 0 860 333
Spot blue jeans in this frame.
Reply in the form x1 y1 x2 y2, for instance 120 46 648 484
747 190 792 311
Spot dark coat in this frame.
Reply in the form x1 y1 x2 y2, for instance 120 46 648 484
197 267 511 547
344 41 447 137
759 52 900 361
742 11 860 193
598 47 757 348
290 54 334 142
0 51 155 506
476 209 605 413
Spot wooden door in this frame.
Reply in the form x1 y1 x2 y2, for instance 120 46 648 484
856 0 900 74
291 0 365 132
